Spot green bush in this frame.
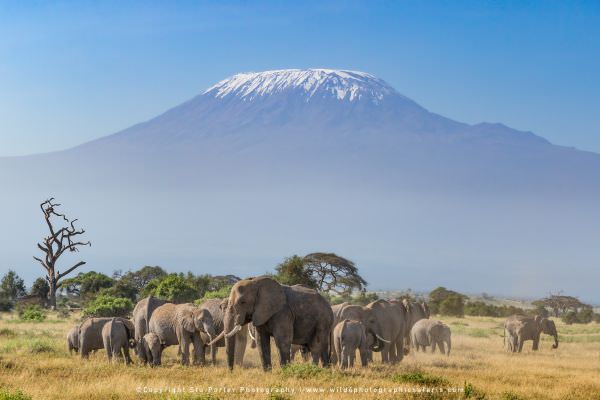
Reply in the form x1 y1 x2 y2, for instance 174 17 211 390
439 294 465 317
464 301 525 318
0 298 13 312
82 295 133 317
18 305 47 322
0 388 32 400
196 285 232 303
279 363 325 379
391 371 449 386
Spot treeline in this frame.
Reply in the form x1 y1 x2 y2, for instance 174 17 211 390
2 258 598 325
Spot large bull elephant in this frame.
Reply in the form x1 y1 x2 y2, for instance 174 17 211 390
197 298 248 366
132 296 171 362
504 315 559 352
79 317 135 359
149 303 217 365
211 276 333 371
366 300 409 363
330 303 386 364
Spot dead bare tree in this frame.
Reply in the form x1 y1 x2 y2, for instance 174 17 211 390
33 198 91 309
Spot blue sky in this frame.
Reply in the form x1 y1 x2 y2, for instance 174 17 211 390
1 1 599 156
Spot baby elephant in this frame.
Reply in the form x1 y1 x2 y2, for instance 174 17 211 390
66 325 79 354
101 317 135 364
140 332 165 366
410 319 451 355
333 319 369 369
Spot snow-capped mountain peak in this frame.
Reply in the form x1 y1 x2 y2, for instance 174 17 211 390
203 68 397 104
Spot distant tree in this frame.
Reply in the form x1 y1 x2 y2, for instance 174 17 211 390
60 271 114 301
577 307 594 324
82 295 133 317
121 266 167 292
428 287 468 315
274 255 318 288
99 277 138 302
30 277 50 306
0 270 26 300
145 273 198 303
33 198 91 309
439 294 465 317
533 293 588 317
301 252 366 295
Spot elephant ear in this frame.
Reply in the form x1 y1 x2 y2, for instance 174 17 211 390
252 278 286 327
119 318 135 340
182 311 196 333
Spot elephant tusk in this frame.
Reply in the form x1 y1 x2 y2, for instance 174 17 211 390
375 334 392 344
247 325 256 341
207 331 225 346
225 324 242 338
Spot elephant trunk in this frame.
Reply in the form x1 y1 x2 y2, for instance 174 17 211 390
368 332 383 352
224 309 236 370
203 323 216 341
552 334 559 349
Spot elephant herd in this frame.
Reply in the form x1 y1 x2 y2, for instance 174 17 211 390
66 276 559 370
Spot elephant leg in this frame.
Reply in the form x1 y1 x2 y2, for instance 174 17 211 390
438 340 445 355
533 334 540 351
192 334 205 366
180 337 191 365
517 336 524 353
235 331 247 367
349 349 356 368
395 336 404 362
340 346 349 369
256 330 272 371
359 346 369 367
334 338 342 367
123 345 132 365
431 339 437 353
211 345 217 365
275 337 292 368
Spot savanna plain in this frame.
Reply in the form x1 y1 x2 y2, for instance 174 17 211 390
1 313 600 400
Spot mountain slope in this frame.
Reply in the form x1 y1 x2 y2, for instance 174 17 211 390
2 69 599 300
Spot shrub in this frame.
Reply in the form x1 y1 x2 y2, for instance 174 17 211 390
18 305 47 322
279 363 325 379
82 295 133 317
439 294 465 317
391 371 449 386
196 285 232 302
0 299 13 312
0 388 32 400
27 339 55 354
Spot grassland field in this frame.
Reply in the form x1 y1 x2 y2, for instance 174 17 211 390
1 312 600 400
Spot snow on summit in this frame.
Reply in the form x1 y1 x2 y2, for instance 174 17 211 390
204 69 397 104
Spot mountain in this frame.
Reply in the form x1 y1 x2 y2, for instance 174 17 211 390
2 69 600 301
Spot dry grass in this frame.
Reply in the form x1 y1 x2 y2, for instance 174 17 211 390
0 313 599 399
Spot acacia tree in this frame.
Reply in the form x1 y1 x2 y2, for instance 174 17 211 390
302 252 366 295
33 198 91 309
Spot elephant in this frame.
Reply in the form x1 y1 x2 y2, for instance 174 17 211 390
410 319 451 355
140 332 165 366
365 299 409 363
211 276 333 371
132 296 171 361
101 317 135 364
149 302 217 365
79 317 134 359
330 303 386 364
333 319 369 369
67 325 79 354
400 299 430 349
504 315 559 352
197 298 248 366
247 321 309 362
